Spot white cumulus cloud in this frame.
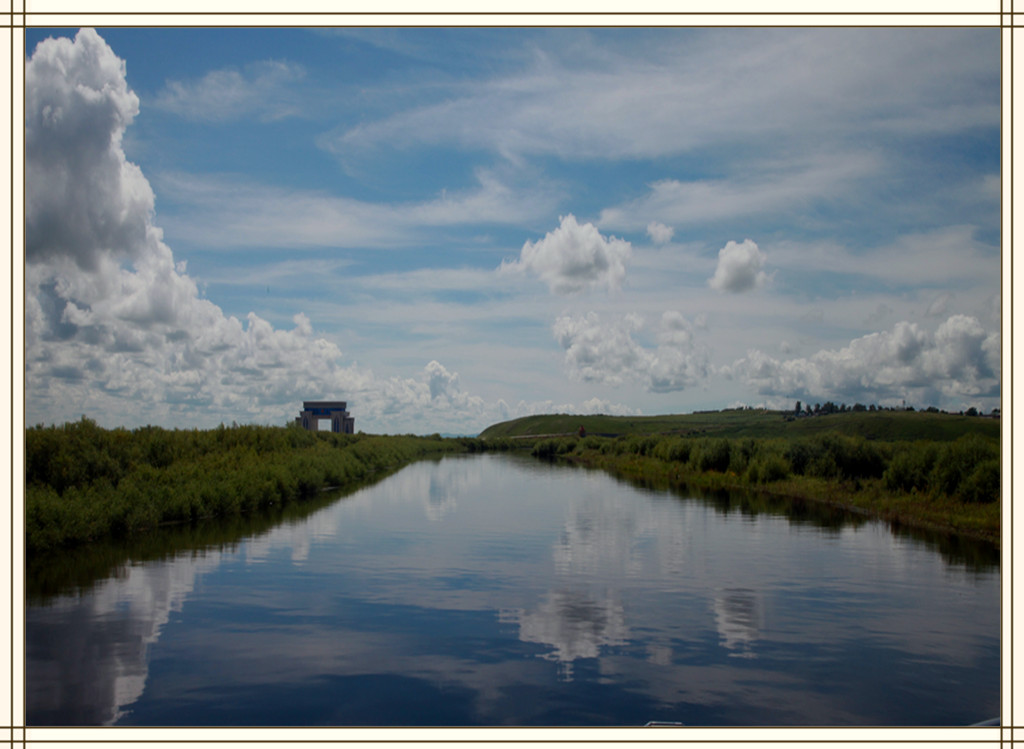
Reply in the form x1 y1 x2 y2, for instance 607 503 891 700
646 221 675 245
27 28 151 272
709 239 768 293
501 214 631 295
23 29 625 435
553 312 647 387
553 310 710 393
732 314 999 408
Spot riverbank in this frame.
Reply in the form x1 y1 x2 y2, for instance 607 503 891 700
568 451 999 545
26 418 467 552
27 417 1000 552
532 435 1000 547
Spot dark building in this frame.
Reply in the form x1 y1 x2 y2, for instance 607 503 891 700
296 401 354 433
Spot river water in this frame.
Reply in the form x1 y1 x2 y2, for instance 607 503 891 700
26 452 999 727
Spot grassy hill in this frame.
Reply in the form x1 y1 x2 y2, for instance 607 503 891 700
479 409 1001 544
479 409 1000 443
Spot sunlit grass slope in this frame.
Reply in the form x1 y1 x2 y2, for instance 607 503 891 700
478 409 999 442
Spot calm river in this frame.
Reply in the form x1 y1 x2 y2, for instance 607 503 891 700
27 452 999 727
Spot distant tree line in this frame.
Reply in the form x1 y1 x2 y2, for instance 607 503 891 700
791 401 998 418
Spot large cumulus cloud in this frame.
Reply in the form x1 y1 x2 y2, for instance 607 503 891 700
553 310 710 393
25 30 335 426
732 315 1000 408
24 29 630 433
26 28 152 272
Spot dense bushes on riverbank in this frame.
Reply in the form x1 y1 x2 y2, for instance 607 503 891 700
26 418 463 552
528 431 1000 542
25 417 1001 552
531 431 998 502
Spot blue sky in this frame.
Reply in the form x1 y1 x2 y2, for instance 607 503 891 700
24 26 1001 434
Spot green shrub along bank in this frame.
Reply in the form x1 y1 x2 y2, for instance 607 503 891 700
529 431 1000 544
26 417 1000 552
26 418 465 553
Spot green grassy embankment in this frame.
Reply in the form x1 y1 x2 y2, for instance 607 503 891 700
480 411 1001 545
26 418 469 553
27 410 1001 552
479 408 1000 442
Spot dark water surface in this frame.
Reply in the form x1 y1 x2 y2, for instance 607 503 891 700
27 453 999 726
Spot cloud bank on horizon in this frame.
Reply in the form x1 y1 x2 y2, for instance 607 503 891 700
24 27 1001 434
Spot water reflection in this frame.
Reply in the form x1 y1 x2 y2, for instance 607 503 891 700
27 453 1000 727
713 588 762 658
27 469 399 603
28 548 223 725
26 470 405 726
508 589 629 681
585 460 999 569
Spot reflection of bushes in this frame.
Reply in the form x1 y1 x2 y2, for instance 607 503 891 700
29 467 409 603
26 418 463 552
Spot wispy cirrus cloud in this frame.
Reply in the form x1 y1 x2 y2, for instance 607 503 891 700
597 152 880 233
322 29 997 164
766 226 999 288
153 59 307 122
154 167 560 250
